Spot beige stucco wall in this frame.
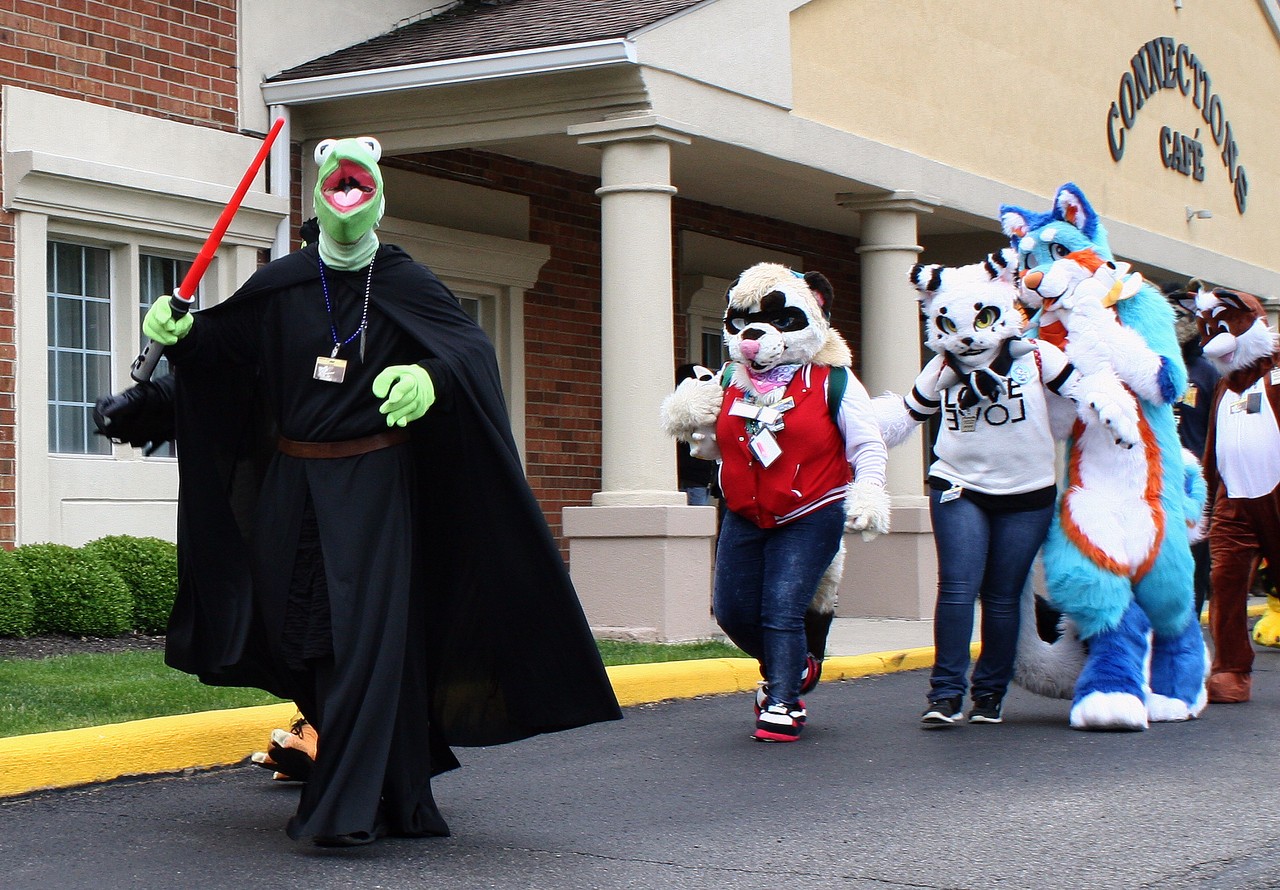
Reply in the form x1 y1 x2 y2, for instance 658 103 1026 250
791 0 1280 281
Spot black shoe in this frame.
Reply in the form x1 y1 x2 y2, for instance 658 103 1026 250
920 696 963 728
313 821 388 848
968 694 1004 724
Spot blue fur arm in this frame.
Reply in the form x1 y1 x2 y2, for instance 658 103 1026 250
1157 355 1182 405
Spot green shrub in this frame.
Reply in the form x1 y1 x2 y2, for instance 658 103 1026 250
14 543 133 637
0 547 34 637
82 535 178 634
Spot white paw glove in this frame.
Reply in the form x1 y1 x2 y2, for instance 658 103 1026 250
845 478 891 542
1088 392 1140 448
660 377 724 440
687 423 721 461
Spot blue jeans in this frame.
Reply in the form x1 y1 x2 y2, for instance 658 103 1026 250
928 489 1053 703
684 484 712 506
713 503 846 706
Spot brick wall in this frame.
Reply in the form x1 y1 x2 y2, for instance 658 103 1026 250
0 0 240 545
392 150 862 548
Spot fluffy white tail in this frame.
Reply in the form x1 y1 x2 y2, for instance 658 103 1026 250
1012 561 1085 699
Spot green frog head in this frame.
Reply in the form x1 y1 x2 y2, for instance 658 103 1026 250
313 136 385 270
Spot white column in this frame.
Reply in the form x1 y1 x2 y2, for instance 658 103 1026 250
837 191 938 505
562 115 717 642
570 115 691 506
834 191 940 619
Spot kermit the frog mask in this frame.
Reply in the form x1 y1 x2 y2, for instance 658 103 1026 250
313 136 385 271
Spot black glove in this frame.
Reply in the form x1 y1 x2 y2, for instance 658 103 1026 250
93 375 177 456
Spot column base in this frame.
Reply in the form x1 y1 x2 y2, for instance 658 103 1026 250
836 504 937 619
564 503 719 642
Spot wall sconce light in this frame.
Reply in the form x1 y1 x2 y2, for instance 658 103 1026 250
1186 206 1213 221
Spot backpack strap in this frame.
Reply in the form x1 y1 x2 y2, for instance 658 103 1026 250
719 362 735 390
827 365 847 423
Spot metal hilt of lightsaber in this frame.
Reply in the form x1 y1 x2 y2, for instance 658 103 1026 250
130 294 194 383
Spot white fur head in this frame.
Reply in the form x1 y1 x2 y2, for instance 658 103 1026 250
724 263 843 372
908 249 1023 371
1190 286 1279 374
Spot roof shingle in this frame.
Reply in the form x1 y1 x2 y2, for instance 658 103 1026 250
268 0 709 83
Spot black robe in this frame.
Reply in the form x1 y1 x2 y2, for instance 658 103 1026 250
163 243 620 839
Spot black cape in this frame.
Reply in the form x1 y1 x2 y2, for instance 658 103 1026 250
164 244 621 749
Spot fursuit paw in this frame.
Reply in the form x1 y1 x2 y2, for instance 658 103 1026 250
1252 595 1280 649
1207 671 1252 703
845 479 890 542
686 423 721 461
1069 691 1148 731
660 377 723 441
251 719 317 781
1088 394 1140 448
1146 687 1207 723
871 393 917 450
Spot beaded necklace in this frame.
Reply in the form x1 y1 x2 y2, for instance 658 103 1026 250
318 254 374 362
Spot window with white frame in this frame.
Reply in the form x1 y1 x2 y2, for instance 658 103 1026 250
455 292 493 339
683 275 733 370
47 241 112 455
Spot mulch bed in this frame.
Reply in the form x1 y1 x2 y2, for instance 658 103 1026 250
0 632 166 660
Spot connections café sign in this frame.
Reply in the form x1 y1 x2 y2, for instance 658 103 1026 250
1105 37 1248 214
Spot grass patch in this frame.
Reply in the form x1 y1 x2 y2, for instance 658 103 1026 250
0 651 284 739
595 638 743 665
0 639 744 739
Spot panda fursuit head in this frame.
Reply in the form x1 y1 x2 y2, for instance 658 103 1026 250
1002 183 1207 731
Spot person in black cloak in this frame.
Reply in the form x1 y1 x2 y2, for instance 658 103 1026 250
126 135 621 846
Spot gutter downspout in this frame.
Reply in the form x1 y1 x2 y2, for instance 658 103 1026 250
267 105 292 260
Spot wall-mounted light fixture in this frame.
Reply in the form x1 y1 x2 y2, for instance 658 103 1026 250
1174 0 1183 9
1186 206 1213 221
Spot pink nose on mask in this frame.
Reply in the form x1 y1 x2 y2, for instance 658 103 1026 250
739 339 760 361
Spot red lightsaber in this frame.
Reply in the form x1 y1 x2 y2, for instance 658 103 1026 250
131 117 286 382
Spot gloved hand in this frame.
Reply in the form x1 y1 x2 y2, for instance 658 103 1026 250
845 478 891 542
92 376 177 455
372 364 435 427
142 298 193 345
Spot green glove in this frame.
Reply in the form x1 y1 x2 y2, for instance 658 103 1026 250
372 364 435 427
142 298 193 345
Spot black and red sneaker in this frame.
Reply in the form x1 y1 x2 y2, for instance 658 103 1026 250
752 702 807 742
799 654 823 695
754 682 806 724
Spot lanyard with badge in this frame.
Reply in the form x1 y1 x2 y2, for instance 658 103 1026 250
729 396 795 466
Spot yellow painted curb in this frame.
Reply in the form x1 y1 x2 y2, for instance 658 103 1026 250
0 701 298 798
0 645 939 799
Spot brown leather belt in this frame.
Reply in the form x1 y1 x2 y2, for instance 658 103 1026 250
277 429 409 459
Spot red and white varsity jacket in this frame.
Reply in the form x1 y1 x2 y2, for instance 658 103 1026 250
716 364 852 528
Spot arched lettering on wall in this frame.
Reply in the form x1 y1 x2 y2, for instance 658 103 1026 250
1105 37 1248 213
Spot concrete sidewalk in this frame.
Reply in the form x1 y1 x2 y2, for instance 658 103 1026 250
0 617 941 799
825 615 936 655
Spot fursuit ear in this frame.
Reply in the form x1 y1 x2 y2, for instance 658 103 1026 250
1163 278 1196 315
1053 182 1100 241
983 248 1017 282
723 275 741 308
1212 287 1267 321
908 262 944 316
804 271 834 319
999 206 1033 240
909 262 944 294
